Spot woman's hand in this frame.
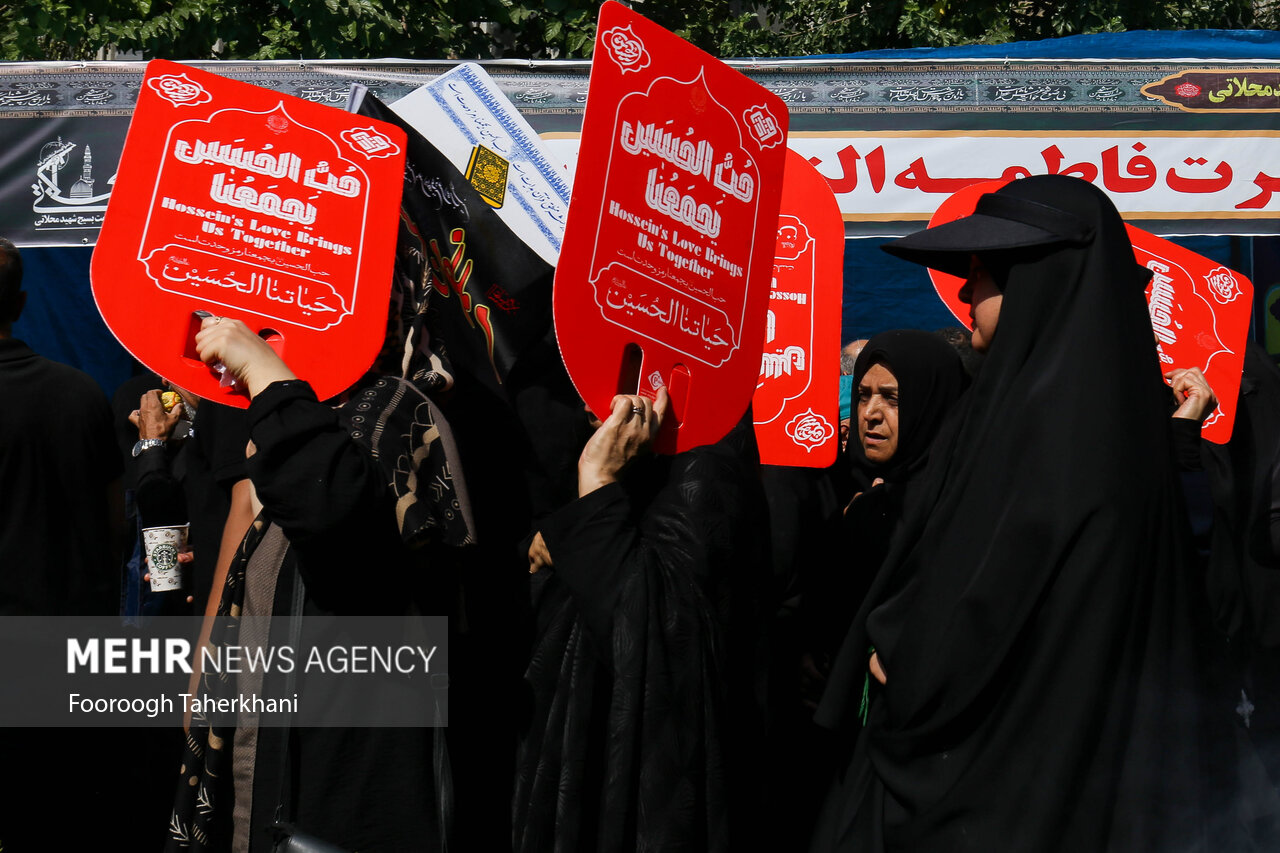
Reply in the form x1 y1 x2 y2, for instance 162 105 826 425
1166 366 1217 423
528 531 553 574
870 651 887 685
194 315 296 399
843 477 886 516
577 388 670 497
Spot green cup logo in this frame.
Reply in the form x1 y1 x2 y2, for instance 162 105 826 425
151 543 179 572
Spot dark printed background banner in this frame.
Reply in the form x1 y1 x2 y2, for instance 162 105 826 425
4 58 1280 243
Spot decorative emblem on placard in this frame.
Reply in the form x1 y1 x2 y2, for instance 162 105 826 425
775 220 811 261
602 25 650 74
466 145 509 208
1206 266 1243 304
744 105 783 149
1175 82 1202 98
786 409 834 451
340 126 401 159
148 73 211 108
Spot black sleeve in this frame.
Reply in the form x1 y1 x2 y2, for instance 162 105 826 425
1169 416 1204 472
536 442 765 664
200 402 251 492
537 482 638 644
1269 445 1280 560
134 445 188 528
244 380 390 545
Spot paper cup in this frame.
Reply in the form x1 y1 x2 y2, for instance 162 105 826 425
142 524 188 593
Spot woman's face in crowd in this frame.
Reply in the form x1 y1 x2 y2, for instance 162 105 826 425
959 254 1003 353
857 362 900 464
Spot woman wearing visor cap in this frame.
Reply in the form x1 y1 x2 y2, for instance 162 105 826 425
811 175 1238 852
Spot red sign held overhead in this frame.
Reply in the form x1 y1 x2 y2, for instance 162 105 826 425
1131 229 1251 444
92 60 406 407
554 0 789 453
926 179 1251 443
753 149 844 467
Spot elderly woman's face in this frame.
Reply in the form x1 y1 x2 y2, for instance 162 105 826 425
959 254 1003 353
857 362 899 464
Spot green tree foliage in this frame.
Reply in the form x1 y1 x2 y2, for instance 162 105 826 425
0 0 1274 62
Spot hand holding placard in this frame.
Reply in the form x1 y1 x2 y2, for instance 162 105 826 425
92 61 405 407
193 315 298 399
925 178 1251 443
554 1 789 453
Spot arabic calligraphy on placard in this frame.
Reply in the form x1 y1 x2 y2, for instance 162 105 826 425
586 70 764 365
143 245 345 320
138 102 371 331
595 264 736 363
620 117 757 238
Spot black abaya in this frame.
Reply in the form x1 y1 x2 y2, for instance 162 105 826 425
814 175 1228 852
514 417 770 853
1204 342 1280 647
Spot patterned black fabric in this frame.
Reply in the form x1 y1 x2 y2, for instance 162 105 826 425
356 93 555 399
165 377 474 851
168 512 270 850
337 376 475 550
514 417 770 852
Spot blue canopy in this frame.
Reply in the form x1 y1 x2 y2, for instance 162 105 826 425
815 29 1280 60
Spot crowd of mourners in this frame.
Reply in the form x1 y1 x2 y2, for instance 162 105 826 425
3 174 1280 852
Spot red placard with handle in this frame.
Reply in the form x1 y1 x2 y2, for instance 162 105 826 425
91 60 405 407
926 179 1251 443
752 148 844 467
553 1 789 453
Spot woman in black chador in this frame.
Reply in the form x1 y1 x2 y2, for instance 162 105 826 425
514 390 770 852
811 175 1231 852
806 330 968 696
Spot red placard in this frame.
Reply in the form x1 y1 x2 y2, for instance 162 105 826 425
752 149 844 467
553 1 789 453
1131 230 1251 443
91 60 405 407
925 179 1251 443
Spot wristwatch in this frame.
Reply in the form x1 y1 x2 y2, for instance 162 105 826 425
131 438 167 457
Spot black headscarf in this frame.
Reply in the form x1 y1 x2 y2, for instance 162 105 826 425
813 175 1229 852
815 330 968 655
845 329 968 490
